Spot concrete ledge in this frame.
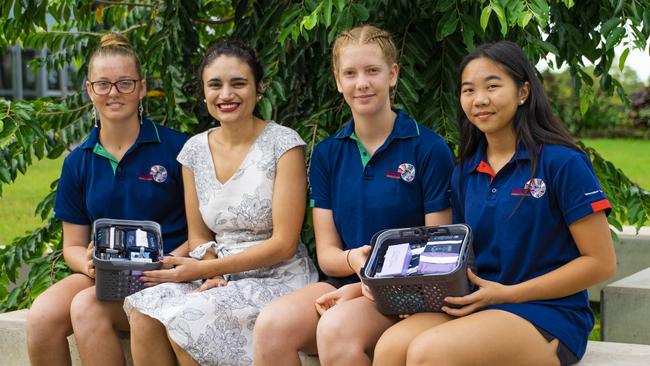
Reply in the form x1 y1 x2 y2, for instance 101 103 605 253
601 267 650 345
577 341 650 365
588 226 650 302
0 309 318 366
4 310 650 365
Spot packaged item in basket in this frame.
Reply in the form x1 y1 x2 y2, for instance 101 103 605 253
360 224 475 314
375 243 412 277
417 236 463 275
92 219 163 301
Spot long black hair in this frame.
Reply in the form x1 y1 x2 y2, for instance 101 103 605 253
456 41 578 176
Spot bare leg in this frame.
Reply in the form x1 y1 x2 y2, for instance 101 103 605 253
170 338 200 366
373 312 453 366
317 296 398 366
254 282 336 366
406 309 561 366
129 309 176 366
70 286 130 366
26 273 94 366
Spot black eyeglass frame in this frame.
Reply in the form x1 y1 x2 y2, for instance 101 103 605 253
88 79 142 95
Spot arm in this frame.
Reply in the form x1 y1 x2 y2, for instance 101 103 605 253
444 211 616 316
61 222 92 277
149 146 307 281
313 207 356 277
508 211 616 302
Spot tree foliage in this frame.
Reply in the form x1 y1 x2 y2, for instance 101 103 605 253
1 0 649 311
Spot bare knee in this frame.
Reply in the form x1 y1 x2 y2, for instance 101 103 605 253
27 292 71 347
70 288 109 333
255 300 311 352
407 332 457 366
317 309 365 360
129 309 163 338
374 324 410 364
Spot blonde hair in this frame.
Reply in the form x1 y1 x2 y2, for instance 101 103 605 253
331 25 398 74
88 32 143 78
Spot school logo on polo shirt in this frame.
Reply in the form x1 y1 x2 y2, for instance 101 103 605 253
512 178 547 198
138 165 168 183
526 178 546 198
397 163 416 182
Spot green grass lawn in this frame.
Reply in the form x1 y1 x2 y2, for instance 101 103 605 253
0 156 64 246
581 139 650 190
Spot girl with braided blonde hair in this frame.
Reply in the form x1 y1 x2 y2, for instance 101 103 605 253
254 25 454 365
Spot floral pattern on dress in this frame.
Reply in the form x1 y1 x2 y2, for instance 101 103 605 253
124 122 318 366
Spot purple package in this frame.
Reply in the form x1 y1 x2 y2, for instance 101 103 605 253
376 243 412 277
417 252 460 275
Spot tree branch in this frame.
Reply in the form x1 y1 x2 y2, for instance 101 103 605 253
95 0 161 9
194 15 236 25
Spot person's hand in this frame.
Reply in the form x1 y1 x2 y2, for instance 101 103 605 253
360 279 375 302
85 241 95 279
442 268 512 317
196 275 228 292
140 256 206 286
314 283 362 315
349 245 372 275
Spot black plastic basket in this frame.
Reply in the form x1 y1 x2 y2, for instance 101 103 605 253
92 219 163 301
360 224 475 315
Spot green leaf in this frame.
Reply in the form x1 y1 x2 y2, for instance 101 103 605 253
492 2 508 35
302 13 318 31
601 18 620 38
618 48 630 71
605 27 625 50
258 97 272 121
0 166 10 183
323 0 333 27
437 12 458 40
350 4 369 21
517 11 533 28
480 5 492 31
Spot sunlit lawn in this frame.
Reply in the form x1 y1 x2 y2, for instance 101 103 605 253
582 138 650 190
0 156 64 246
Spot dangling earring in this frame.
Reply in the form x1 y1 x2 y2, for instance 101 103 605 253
92 106 98 128
256 94 262 101
139 100 144 125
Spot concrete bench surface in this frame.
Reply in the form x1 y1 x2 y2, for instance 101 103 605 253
588 225 650 302
601 266 650 345
2 309 650 365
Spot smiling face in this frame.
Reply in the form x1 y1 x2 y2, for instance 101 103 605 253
334 44 398 117
460 57 529 139
202 55 258 124
86 55 146 125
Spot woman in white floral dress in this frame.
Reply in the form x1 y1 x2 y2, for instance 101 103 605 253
124 41 318 366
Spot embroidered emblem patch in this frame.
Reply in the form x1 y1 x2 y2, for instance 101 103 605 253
149 165 168 183
526 178 546 198
397 163 416 182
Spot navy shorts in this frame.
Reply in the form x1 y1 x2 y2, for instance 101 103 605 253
534 326 579 366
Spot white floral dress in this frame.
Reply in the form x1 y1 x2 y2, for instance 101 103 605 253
124 121 318 366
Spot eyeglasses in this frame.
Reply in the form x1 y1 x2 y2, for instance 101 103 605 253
89 79 141 95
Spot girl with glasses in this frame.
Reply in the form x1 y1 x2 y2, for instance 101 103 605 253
26 32 189 366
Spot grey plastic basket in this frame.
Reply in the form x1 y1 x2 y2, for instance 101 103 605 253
360 224 475 315
92 219 163 301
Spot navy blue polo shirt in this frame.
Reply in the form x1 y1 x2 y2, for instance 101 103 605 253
452 141 611 359
310 108 454 256
55 118 188 254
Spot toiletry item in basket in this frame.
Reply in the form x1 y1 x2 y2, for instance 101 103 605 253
375 243 412 277
417 235 463 275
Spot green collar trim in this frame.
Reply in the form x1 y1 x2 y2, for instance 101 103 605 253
350 132 371 168
93 143 119 175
